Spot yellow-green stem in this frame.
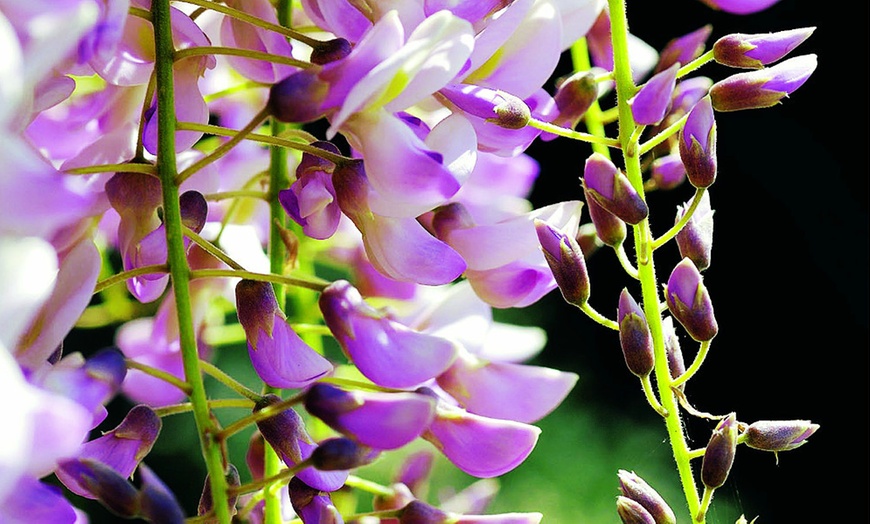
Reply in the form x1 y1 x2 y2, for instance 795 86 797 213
152 1 231 521
608 0 702 519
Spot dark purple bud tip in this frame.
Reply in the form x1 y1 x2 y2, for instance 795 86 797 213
616 495 657 524
310 38 352 65
665 258 717 342
179 191 208 233
198 464 241 517
304 383 362 425
59 458 140 517
701 413 738 489
311 437 378 470
617 289 655 378
137 464 185 524
254 394 306 464
744 420 819 452
85 347 128 392
235 279 280 345
399 500 451 524
617 470 676 524
535 219 590 307
268 69 329 123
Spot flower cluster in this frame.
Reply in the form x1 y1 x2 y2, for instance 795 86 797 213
0 0 820 523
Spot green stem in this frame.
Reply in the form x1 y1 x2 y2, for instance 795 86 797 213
151 2 231 521
608 0 702 520
125 359 192 395
639 113 687 156
65 163 156 176
189 268 330 291
697 486 714 522
200 359 262 401
670 339 712 389
527 118 621 149
345 475 395 497
204 190 269 202
176 122 352 165
217 391 305 440
614 244 639 280
93 264 168 294
175 107 271 185
154 398 254 417
178 0 324 49
640 375 667 417
579 302 619 331
174 46 311 69
678 50 715 79
652 188 706 250
183 225 246 270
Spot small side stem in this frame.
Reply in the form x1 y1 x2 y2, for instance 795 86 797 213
652 188 706 250
527 118 621 149
671 339 712 389
578 302 619 331
125 359 192 395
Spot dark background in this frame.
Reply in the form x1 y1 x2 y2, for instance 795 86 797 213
524 0 869 522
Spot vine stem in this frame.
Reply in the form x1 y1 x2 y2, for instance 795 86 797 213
607 0 702 520
152 2 231 521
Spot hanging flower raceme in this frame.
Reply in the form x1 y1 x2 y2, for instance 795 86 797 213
235 279 333 389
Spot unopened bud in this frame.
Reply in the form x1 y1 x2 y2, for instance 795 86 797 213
675 190 714 270
440 84 530 129
585 195 627 247
310 38 352 65
268 69 329 123
650 155 686 191
535 218 591 307
616 495 657 524
709 54 817 112
744 420 819 452
582 153 648 225
630 64 679 126
665 258 717 342
551 71 598 130
656 25 712 73
713 28 815 69
399 500 451 524
617 290 654 378
310 437 378 470
198 464 240 519
618 470 676 524
701 413 738 489
679 96 717 188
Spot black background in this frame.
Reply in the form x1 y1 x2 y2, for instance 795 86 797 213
525 0 869 522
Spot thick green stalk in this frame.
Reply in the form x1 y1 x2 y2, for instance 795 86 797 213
151 1 231 521
607 0 703 520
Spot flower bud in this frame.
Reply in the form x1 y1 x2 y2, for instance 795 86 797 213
675 190 714 270
701 413 738 489
551 71 598 130
630 64 679 126
179 190 208 234
679 96 717 188
666 258 717 342
198 464 240 518
399 501 451 524
650 155 686 191
713 28 815 69
137 464 185 524
535 218 590 307
585 194 627 247
440 84 531 130
268 68 329 123
616 495 657 524
662 317 686 388
617 289 655 378
618 470 676 524
656 25 712 73
310 437 378 471
59 458 140 517
582 153 648 225
709 54 817 112
744 420 819 452
288 477 343 524
310 38 352 65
